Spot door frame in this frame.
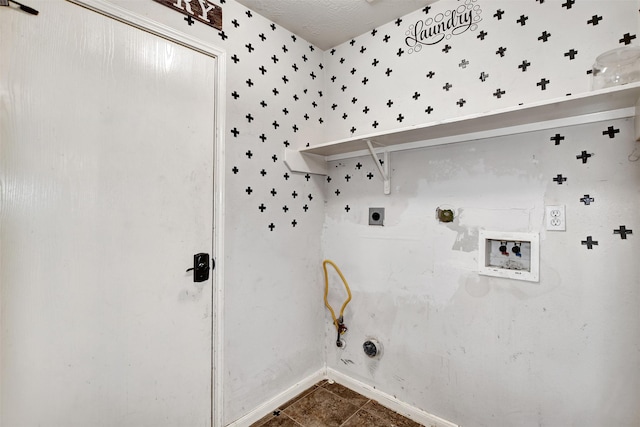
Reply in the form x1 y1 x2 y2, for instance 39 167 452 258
65 1 226 425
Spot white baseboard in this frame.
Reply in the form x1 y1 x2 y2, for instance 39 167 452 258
225 367 326 427
326 368 459 427
225 367 458 427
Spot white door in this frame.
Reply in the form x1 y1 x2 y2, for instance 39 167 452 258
1 1 215 426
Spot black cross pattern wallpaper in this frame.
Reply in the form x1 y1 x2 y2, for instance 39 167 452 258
324 0 637 141
207 0 637 241
213 0 327 236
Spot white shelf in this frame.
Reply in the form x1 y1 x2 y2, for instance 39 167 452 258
294 83 640 161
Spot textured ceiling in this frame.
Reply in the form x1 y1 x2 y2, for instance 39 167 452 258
234 0 437 50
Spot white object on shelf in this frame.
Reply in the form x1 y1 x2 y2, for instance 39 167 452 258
592 46 640 90
478 230 540 283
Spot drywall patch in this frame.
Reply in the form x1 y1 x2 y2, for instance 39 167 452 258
442 209 478 252
463 275 491 298
452 230 477 252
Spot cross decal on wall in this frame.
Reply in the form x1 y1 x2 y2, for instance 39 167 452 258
614 226 633 239
581 236 598 249
580 195 594 205
564 49 578 60
576 150 592 164
537 78 550 90
553 174 567 184
619 33 637 45
587 15 603 25
538 31 551 42
602 126 620 138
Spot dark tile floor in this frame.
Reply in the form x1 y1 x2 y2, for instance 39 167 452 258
251 380 425 427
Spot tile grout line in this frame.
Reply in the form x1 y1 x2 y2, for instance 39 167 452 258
282 410 307 427
338 406 367 427
291 383 372 427
280 388 324 427
289 413 306 427
320 382 371 410
319 382 377 426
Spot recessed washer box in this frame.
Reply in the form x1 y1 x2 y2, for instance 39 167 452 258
478 230 539 282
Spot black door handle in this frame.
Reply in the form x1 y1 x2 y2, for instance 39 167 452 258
186 253 211 282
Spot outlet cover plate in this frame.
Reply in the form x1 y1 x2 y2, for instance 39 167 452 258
545 205 566 231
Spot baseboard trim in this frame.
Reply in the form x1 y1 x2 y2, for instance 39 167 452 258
225 367 458 427
326 368 459 427
225 367 326 427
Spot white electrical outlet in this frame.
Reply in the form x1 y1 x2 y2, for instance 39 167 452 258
545 205 566 231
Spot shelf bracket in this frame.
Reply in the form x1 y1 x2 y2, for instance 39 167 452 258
365 139 390 195
284 148 328 175
635 97 640 141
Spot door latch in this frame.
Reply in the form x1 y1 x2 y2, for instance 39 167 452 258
186 253 212 282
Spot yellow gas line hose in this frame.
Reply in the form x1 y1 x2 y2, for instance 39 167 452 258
323 260 352 346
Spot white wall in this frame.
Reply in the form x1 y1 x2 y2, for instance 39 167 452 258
323 117 640 426
321 1 640 426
